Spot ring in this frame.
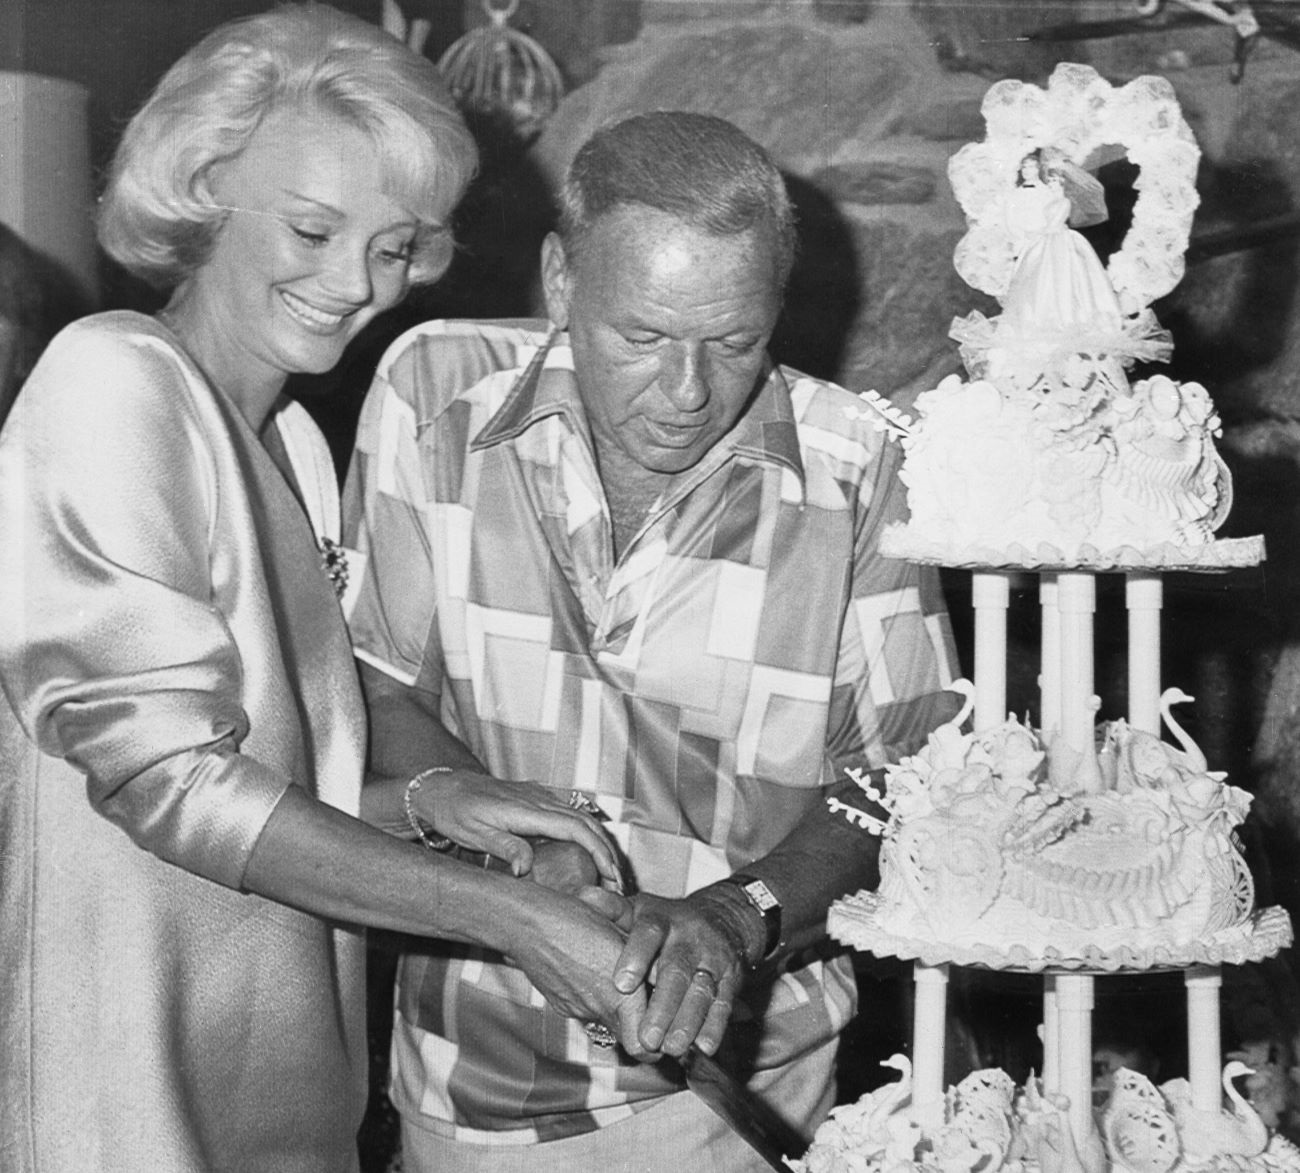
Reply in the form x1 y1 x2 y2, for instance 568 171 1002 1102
568 790 608 821
583 1021 617 1048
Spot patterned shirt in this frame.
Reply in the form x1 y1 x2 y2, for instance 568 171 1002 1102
342 320 958 1143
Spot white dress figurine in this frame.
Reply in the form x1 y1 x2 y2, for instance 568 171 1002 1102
951 148 1170 398
998 153 1124 348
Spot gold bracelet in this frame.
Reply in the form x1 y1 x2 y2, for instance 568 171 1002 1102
404 767 454 852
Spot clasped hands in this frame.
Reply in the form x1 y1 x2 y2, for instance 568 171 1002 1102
580 885 765 1061
506 838 762 1061
412 769 762 1061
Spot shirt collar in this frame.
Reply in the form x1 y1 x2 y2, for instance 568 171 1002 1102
470 328 806 487
469 327 582 451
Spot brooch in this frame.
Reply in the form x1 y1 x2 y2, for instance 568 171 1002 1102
320 537 349 598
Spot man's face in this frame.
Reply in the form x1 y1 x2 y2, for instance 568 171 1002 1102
541 205 783 478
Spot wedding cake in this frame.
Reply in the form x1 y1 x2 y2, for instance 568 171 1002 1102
807 65 1294 1173
876 63 1261 571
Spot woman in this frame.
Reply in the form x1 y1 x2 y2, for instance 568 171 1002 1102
0 7 638 1172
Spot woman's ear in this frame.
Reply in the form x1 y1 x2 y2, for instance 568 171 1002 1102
539 232 571 329
190 167 228 228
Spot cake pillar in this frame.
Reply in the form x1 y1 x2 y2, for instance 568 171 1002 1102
973 572 1011 731
1186 966 1223 1113
912 962 949 1130
1042 979 1059 1093
1056 573 1099 791
1054 972 1095 1160
1040 575 1060 738
1127 573 1163 735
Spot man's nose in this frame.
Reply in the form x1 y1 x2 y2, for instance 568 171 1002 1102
661 341 709 411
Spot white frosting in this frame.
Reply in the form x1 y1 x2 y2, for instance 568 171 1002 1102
894 369 1230 564
851 688 1255 961
795 1056 1300 1173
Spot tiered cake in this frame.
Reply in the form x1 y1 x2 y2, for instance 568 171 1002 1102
809 65 1294 1173
845 683 1280 971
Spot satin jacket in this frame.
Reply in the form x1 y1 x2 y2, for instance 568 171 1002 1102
0 312 367 1172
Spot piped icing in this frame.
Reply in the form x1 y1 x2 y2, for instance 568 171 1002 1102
835 682 1272 967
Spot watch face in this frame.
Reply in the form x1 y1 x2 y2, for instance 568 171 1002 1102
742 879 779 912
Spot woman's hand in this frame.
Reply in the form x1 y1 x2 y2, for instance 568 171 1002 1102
412 769 623 888
508 888 654 1060
358 665 623 886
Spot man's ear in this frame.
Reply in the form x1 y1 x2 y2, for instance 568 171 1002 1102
540 232 571 329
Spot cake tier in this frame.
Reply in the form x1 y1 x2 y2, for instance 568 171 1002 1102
880 527 1265 573
794 1053 1300 1173
889 368 1244 569
844 693 1278 976
828 889 1293 973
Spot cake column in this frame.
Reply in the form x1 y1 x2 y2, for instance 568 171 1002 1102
1054 972 1096 1161
973 572 1010 730
1127 573 1163 735
1040 575 1060 738
1041 979 1059 1093
1186 966 1223 1112
1056 573 1099 789
912 962 949 1130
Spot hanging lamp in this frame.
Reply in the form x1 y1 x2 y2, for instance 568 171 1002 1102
438 0 564 140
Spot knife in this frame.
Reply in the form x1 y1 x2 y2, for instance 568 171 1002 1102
675 1047 808 1170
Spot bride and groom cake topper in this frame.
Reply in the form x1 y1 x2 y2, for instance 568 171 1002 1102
872 63 1254 569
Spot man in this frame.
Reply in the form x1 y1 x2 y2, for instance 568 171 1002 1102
342 111 958 1171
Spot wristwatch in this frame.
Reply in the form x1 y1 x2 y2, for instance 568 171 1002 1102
723 874 783 964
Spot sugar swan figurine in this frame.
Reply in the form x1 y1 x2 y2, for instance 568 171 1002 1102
1161 1060 1268 1162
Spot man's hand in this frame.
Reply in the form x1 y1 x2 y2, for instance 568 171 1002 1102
528 839 604 895
581 887 764 1059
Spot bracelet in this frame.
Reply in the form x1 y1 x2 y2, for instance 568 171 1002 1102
404 767 455 852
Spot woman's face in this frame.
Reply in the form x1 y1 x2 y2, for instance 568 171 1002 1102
179 104 419 391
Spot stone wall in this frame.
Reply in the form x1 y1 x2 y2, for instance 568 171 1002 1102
533 1 1300 411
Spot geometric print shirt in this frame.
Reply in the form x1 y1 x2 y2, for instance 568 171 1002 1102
341 319 958 1142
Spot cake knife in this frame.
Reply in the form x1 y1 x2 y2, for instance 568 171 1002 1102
676 1047 807 1170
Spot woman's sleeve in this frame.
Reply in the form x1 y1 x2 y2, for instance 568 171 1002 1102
0 324 287 889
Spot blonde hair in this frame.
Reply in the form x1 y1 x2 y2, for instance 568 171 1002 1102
98 3 477 288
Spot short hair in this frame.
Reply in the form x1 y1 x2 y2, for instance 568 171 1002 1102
556 111 796 285
98 2 478 289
